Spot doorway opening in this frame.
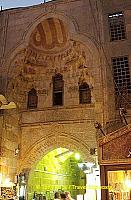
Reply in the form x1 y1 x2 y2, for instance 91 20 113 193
27 148 100 200
108 170 131 200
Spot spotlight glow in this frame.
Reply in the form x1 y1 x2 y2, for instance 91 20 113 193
3 178 13 187
0 173 2 184
125 179 131 189
75 153 80 160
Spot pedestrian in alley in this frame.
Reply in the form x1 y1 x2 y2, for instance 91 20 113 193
54 192 60 200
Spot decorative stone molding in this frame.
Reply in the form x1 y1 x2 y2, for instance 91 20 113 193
45 4 56 13
37 89 48 95
18 131 95 173
6 37 95 109
68 85 78 93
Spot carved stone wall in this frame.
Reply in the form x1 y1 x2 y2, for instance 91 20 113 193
0 0 131 185
3 12 103 177
0 0 106 183
19 121 97 172
6 39 95 110
0 110 19 182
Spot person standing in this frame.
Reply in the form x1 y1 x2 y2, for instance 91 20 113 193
65 192 74 200
54 192 60 200
60 193 66 200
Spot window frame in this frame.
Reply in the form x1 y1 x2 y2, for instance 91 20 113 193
79 82 91 104
27 88 38 109
52 74 64 106
108 11 126 42
112 56 131 108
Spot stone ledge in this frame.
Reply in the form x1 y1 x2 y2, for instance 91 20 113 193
21 105 95 124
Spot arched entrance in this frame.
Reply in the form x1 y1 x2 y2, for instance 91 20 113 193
17 122 100 200
4 11 103 200
19 124 97 172
28 147 86 200
19 144 100 200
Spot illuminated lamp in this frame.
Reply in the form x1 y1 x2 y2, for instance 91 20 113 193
0 173 2 184
125 179 131 189
74 153 80 160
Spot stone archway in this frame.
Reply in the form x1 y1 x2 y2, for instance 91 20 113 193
3 11 102 190
18 123 99 200
6 12 101 175
19 130 96 173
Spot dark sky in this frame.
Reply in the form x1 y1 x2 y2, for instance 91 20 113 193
1 0 51 9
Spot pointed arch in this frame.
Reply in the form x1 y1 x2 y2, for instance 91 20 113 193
53 73 64 106
79 82 91 104
27 88 38 109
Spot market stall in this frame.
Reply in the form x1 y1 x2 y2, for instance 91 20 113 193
98 124 131 200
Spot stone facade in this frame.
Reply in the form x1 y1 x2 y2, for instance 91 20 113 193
0 0 131 186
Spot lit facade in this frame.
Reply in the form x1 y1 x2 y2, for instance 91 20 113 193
0 0 131 199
